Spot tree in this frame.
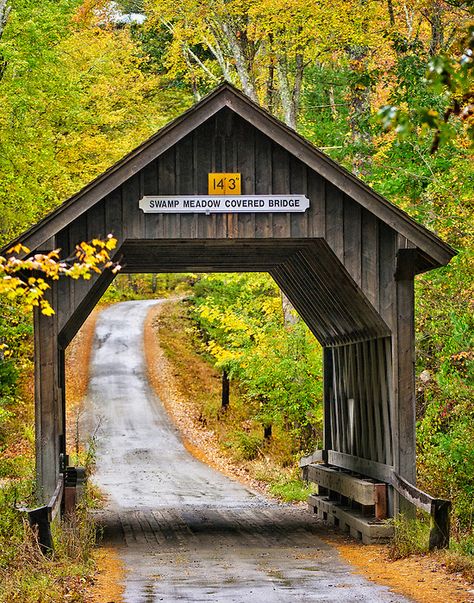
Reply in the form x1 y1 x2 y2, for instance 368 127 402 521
0 0 182 243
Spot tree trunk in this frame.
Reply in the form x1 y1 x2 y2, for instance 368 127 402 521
387 0 395 27
264 424 272 440
328 85 338 119
348 43 372 177
281 291 298 325
428 1 444 56
276 58 295 129
266 40 276 113
221 369 230 410
220 21 257 100
0 0 11 82
290 51 304 130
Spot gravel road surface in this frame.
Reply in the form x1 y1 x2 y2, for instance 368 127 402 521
87 300 412 603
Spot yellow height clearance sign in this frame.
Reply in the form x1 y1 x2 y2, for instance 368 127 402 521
208 173 241 195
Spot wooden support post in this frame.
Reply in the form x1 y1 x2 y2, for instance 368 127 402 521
28 507 53 554
429 500 451 550
394 246 417 516
34 282 62 504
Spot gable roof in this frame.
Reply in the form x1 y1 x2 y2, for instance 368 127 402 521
3 83 455 269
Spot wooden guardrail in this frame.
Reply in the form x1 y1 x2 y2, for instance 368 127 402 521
300 450 451 549
392 472 451 549
26 476 64 554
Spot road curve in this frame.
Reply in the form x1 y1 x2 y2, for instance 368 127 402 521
87 300 412 603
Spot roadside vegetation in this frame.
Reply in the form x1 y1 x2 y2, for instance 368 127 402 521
0 0 472 597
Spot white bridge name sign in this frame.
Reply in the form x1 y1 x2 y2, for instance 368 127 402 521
139 195 310 214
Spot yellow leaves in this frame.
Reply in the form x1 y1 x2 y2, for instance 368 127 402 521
0 235 120 315
39 300 55 316
207 340 243 364
6 244 30 255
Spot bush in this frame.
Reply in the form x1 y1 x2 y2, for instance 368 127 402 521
225 430 263 461
388 514 431 559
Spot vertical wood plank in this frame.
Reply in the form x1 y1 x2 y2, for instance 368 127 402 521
34 284 60 502
290 156 308 238
254 131 272 238
343 196 362 287
323 347 333 451
379 223 397 332
236 117 256 237
272 142 290 238
331 348 341 451
369 338 385 463
307 172 325 238
87 199 106 241
361 210 379 310
176 134 195 238
143 159 159 239
354 341 369 459
325 182 344 261
158 148 176 239
348 343 362 457
223 110 239 238
362 339 377 462
122 173 142 240
378 337 393 465
213 112 226 238
105 189 124 242
194 120 214 238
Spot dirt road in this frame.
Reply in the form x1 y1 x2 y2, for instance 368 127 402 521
87 300 412 602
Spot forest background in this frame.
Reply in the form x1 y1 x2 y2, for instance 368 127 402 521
0 0 473 598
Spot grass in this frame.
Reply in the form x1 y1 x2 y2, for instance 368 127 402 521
269 478 313 502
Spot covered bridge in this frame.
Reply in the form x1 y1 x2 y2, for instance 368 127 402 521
6 84 455 536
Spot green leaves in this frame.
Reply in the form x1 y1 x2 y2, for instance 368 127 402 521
191 273 323 449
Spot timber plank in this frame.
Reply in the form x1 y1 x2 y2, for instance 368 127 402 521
271 142 291 238
289 156 308 237
325 182 344 261
361 210 379 310
254 131 272 238
143 160 159 239
176 134 195 238
307 171 325 238
306 464 386 507
158 148 176 239
236 116 256 237
105 189 124 242
343 196 362 287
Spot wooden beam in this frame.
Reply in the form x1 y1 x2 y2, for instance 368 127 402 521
306 464 387 508
34 283 61 503
326 450 394 484
394 246 416 487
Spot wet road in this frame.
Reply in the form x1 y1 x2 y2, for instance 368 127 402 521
87 300 412 603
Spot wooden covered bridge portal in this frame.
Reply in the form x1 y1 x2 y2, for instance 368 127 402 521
7 84 455 543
